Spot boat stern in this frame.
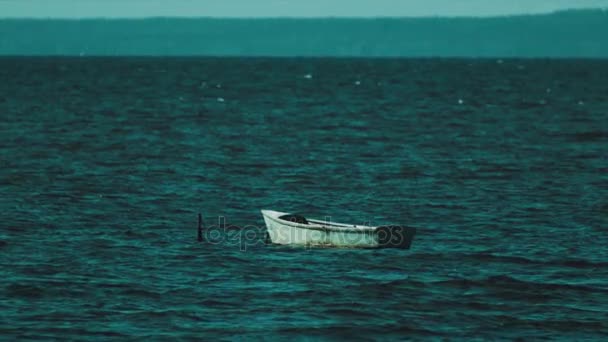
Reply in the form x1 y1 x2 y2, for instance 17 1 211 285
376 225 417 249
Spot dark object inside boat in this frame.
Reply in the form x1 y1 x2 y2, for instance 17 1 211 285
279 214 309 224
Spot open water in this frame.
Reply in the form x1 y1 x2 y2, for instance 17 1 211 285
1 57 607 340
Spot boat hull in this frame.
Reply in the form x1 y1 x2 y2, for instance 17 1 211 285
261 210 415 249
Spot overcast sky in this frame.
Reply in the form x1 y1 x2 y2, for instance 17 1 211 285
1 0 608 18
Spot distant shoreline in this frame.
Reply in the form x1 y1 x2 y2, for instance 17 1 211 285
1 8 607 20
2 10 607 58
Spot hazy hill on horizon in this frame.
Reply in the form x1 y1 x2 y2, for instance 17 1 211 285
1 10 607 57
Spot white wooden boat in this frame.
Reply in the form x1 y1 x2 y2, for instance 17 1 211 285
261 210 416 249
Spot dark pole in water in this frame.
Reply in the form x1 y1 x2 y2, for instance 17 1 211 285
197 213 204 242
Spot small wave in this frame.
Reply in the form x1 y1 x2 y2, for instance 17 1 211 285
516 100 546 109
276 325 436 338
572 131 608 142
473 252 608 269
399 166 424 178
558 259 608 269
120 288 162 299
486 315 607 331
5 283 46 298
437 275 608 294
343 278 427 293
197 299 236 308
426 203 468 210
413 252 608 270
408 252 535 266
322 308 379 319
13 327 129 338
471 252 536 265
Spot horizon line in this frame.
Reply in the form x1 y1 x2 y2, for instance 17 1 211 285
1 55 607 60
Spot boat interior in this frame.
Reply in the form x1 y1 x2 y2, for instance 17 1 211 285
278 214 309 224
278 213 367 228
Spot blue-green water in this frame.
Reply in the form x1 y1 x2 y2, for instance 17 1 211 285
1 57 607 339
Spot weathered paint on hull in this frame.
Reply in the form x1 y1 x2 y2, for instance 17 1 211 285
263 212 379 248
261 210 416 249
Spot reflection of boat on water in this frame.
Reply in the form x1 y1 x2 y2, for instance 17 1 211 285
261 210 416 249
